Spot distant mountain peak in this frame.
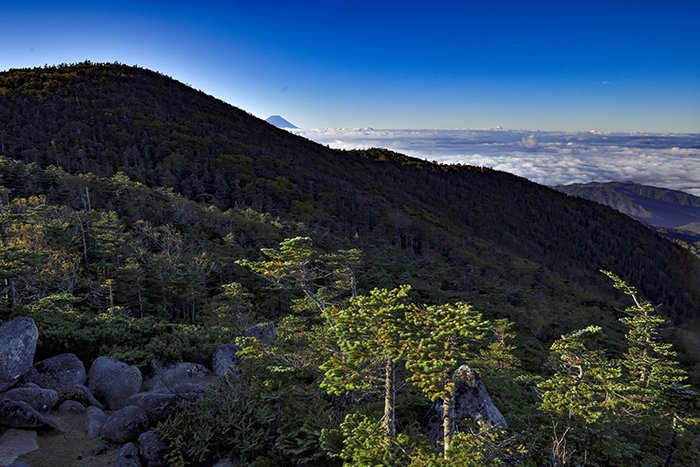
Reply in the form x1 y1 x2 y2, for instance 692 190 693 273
266 115 298 129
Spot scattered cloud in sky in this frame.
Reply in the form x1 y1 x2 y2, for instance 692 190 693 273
296 129 700 196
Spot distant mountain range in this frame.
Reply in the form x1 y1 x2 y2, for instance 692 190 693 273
556 182 700 233
266 115 298 129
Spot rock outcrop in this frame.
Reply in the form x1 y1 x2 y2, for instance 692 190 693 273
0 318 38 392
212 344 241 377
0 316 235 467
245 321 275 345
426 365 507 447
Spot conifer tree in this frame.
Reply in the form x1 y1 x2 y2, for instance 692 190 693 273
537 325 626 465
539 273 698 465
602 270 696 465
538 325 624 424
236 236 360 314
477 318 520 372
602 271 686 391
403 302 491 458
321 285 411 438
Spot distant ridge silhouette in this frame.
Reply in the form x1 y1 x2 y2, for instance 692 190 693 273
556 181 700 232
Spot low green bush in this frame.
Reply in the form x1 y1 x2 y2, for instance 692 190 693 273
2 294 230 370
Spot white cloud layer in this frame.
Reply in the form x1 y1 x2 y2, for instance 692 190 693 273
295 129 700 196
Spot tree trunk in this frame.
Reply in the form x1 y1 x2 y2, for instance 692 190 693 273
9 277 17 308
663 417 679 467
384 359 396 438
306 290 326 312
443 391 455 458
137 284 144 317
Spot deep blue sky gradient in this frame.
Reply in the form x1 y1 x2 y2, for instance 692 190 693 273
1 1 698 131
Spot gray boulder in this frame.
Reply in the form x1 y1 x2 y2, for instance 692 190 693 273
86 405 107 438
0 317 38 392
2 386 59 412
244 321 275 345
58 399 86 413
0 429 39 466
126 392 180 424
451 365 507 427
0 399 48 429
70 383 104 409
426 365 507 447
101 405 148 443
115 442 142 467
212 344 241 377
143 362 212 392
138 430 168 467
22 353 86 392
88 356 142 409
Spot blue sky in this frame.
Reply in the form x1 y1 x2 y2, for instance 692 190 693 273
1 1 699 132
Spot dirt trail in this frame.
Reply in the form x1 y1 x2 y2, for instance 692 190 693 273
15 412 118 467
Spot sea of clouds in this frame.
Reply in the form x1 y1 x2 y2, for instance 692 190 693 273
294 128 700 196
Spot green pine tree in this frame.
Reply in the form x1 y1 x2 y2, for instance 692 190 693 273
321 285 411 438
403 301 491 458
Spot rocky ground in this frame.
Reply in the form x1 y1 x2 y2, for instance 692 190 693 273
0 316 246 467
10 412 119 467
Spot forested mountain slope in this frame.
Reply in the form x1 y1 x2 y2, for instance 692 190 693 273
1 61 699 340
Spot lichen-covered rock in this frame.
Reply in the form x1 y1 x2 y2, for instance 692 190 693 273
88 356 142 410
0 399 48 429
22 353 86 392
86 405 107 438
0 317 38 392
244 321 275 345
2 386 59 412
115 442 142 467
426 365 507 447
452 365 507 427
212 344 241 377
101 405 148 443
138 430 168 467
